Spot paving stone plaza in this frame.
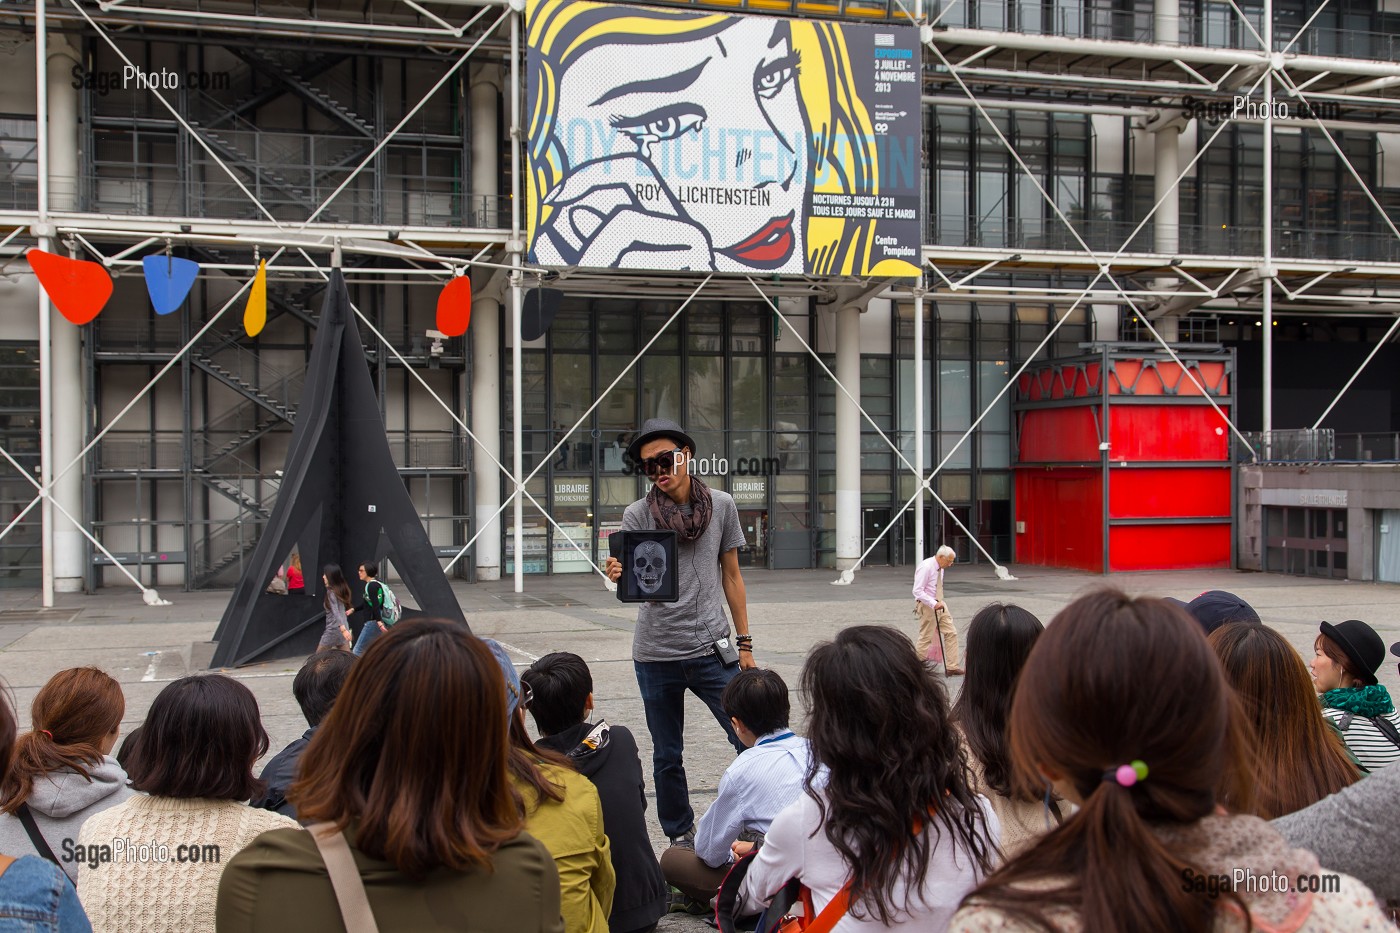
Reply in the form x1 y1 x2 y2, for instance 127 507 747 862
0 564 1395 928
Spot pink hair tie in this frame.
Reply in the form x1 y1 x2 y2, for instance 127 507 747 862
40 730 53 740
1104 760 1149 786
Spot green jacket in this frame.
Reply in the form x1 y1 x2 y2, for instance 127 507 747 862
215 823 565 933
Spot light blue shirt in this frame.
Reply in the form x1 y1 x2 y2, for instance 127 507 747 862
694 730 812 868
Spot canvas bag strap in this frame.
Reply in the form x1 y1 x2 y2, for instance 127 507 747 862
308 823 380 933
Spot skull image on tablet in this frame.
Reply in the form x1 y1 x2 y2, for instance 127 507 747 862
633 539 668 595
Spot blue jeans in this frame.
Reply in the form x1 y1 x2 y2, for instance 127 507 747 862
635 654 744 838
352 618 385 656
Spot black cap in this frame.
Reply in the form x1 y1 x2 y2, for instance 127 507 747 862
1165 590 1262 635
1391 641 1400 660
625 418 697 465
1319 620 1385 687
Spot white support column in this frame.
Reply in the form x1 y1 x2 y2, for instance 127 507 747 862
1152 108 1182 343
913 286 925 566
48 34 83 593
469 64 501 581
1262 61 1275 434
1155 0 1179 45
509 10 524 593
835 302 861 571
36 0 53 607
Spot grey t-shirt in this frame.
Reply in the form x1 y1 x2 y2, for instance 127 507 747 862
622 488 747 662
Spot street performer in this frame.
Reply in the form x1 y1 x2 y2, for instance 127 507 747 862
604 418 755 852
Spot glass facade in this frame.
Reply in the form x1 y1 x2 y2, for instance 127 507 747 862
502 296 1090 572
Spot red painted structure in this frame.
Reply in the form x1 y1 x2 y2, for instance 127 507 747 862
1012 346 1234 573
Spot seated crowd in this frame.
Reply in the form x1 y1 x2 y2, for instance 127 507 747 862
0 586 1392 932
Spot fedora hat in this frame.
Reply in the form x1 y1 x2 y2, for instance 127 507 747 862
1319 619 1385 687
626 418 697 465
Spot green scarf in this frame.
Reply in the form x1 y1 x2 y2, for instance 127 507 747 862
1322 684 1395 717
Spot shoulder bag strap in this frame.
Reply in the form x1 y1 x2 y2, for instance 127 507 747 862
15 803 59 865
1369 715 1400 752
803 881 852 933
308 823 380 933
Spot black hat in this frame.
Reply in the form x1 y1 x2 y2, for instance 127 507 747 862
625 418 696 465
1319 619 1385 687
1391 640 1400 660
1164 590 1262 635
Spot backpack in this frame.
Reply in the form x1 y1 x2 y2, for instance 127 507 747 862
372 580 401 626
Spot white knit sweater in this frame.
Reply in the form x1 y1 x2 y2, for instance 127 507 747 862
76 794 297 933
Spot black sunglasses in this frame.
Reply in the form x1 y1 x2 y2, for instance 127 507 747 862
636 448 685 478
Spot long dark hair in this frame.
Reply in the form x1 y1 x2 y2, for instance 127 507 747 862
802 625 995 924
322 563 352 613
950 603 1044 799
290 620 523 877
1211 622 1358 818
2 667 125 812
961 590 1256 933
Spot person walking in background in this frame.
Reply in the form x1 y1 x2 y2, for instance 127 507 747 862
0 668 133 883
216 621 565 933
602 418 754 850
1312 619 1400 773
739 626 998 929
285 553 303 596
950 604 1059 859
79 675 296 933
949 590 1391 933
912 545 962 674
350 561 395 657
316 564 352 652
1209 622 1359 818
251 651 356 819
522 652 666 933
0 689 92 931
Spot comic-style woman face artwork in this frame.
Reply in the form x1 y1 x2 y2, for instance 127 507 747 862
536 17 808 273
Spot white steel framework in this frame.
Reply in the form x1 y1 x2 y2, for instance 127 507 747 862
0 0 1398 597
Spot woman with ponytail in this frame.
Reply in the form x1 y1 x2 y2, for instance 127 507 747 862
739 625 998 929
950 590 1390 933
0 668 131 882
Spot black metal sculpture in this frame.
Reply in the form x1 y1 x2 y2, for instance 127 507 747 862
210 270 467 667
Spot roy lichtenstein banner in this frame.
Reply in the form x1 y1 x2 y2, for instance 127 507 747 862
526 0 922 278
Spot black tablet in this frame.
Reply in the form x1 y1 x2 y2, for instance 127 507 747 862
609 530 679 603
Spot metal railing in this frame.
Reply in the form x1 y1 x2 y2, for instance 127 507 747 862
924 216 1400 263
1242 429 1400 463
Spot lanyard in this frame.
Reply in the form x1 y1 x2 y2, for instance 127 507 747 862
756 731 796 747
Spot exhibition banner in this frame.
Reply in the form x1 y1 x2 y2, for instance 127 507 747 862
526 0 922 278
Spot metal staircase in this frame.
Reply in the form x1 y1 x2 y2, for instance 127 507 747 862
230 49 376 138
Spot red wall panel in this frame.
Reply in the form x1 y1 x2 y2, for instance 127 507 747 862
1107 525 1231 571
1018 407 1101 463
1014 470 1103 572
1108 406 1231 461
1108 468 1232 519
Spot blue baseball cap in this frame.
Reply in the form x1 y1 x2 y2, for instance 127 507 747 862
484 639 524 720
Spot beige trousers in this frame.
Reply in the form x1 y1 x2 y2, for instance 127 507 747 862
914 600 960 670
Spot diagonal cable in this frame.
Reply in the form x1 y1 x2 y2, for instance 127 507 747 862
300 7 501 227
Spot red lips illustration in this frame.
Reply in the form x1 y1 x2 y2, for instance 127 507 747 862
718 212 795 268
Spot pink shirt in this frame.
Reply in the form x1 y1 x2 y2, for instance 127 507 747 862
912 556 944 607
